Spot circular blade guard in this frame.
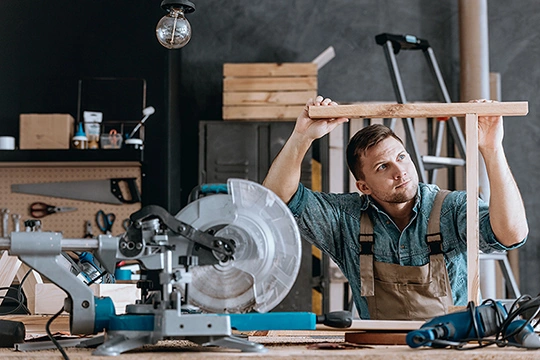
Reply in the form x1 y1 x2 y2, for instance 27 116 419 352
175 179 301 313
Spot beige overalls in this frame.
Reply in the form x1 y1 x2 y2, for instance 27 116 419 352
359 190 453 320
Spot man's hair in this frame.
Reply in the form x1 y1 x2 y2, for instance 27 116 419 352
346 124 404 180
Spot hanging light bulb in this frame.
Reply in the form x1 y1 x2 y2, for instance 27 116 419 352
156 0 196 49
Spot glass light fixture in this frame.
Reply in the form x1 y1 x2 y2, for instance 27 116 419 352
156 0 196 49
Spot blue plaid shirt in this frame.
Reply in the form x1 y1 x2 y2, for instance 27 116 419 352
287 182 526 319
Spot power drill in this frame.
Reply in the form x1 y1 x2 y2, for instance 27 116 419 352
406 300 540 349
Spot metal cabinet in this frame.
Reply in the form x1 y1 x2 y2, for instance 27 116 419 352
199 121 312 186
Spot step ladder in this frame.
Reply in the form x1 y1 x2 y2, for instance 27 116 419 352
375 33 467 186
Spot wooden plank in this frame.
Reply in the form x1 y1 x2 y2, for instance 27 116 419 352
312 46 335 70
317 319 423 331
223 90 317 106
223 105 303 120
0 251 21 305
224 63 317 77
345 331 407 345
223 77 317 92
308 102 528 119
466 113 480 304
0 314 69 334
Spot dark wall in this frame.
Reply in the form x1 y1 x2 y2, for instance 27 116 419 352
1 1 539 296
488 1 540 297
0 1 181 212
179 1 540 296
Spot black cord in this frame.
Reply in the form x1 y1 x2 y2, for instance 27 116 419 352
449 296 540 350
0 268 32 315
46 306 70 360
87 270 108 286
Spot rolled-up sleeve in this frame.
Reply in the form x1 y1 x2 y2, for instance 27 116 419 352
450 191 527 252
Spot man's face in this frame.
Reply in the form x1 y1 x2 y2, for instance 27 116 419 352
355 137 419 204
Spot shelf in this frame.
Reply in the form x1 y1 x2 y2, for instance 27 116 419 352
0 149 143 167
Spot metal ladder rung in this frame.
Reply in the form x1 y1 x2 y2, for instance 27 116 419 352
422 155 466 169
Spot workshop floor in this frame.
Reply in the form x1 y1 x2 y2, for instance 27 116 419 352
1 343 539 359
1 337 539 359
0 315 538 359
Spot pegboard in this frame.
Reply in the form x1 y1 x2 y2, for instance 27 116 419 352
0 165 141 238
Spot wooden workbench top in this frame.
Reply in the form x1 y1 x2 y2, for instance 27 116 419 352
0 342 538 359
0 315 538 359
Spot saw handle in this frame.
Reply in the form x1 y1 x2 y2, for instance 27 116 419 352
316 311 353 328
110 178 141 204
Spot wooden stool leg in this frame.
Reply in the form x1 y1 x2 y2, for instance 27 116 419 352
466 113 480 304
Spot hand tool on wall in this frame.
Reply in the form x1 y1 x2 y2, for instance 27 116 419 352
84 220 94 238
24 219 41 232
1 208 9 237
128 106 155 139
11 213 21 232
29 202 77 219
11 178 141 205
122 218 130 231
96 210 115 234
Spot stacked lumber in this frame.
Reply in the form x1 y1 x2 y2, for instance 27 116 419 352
222 63 317 121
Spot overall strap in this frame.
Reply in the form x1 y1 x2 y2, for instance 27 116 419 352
426 190 451 254
359 212 375 296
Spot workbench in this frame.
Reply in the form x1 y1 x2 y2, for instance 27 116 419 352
0 338 538 359
0 315 538 359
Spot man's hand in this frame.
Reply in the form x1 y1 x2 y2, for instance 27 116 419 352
470 99 504 153
293 95 349 142
263 95 348 204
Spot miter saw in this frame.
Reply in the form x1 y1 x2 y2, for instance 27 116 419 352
0 179 306 355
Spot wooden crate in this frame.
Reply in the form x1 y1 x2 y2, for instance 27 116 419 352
223 63 317 121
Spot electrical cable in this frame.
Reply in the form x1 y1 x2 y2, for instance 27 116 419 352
445 296 540 350
46 306 70 360
0 269 32 315
87 270 108 286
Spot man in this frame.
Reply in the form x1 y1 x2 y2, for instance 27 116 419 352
263 95 528 320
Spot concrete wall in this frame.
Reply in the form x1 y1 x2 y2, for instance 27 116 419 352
179 1 540 296
0 0 538 296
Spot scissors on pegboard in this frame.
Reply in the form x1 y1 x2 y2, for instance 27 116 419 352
30 202 77 219
96 210 115 234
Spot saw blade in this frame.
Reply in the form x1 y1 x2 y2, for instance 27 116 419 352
175 178 301 313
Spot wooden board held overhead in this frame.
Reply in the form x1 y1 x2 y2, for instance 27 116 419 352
308 102 529 119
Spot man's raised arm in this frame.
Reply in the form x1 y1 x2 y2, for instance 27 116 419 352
475 100 529 246
263 96 348 203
